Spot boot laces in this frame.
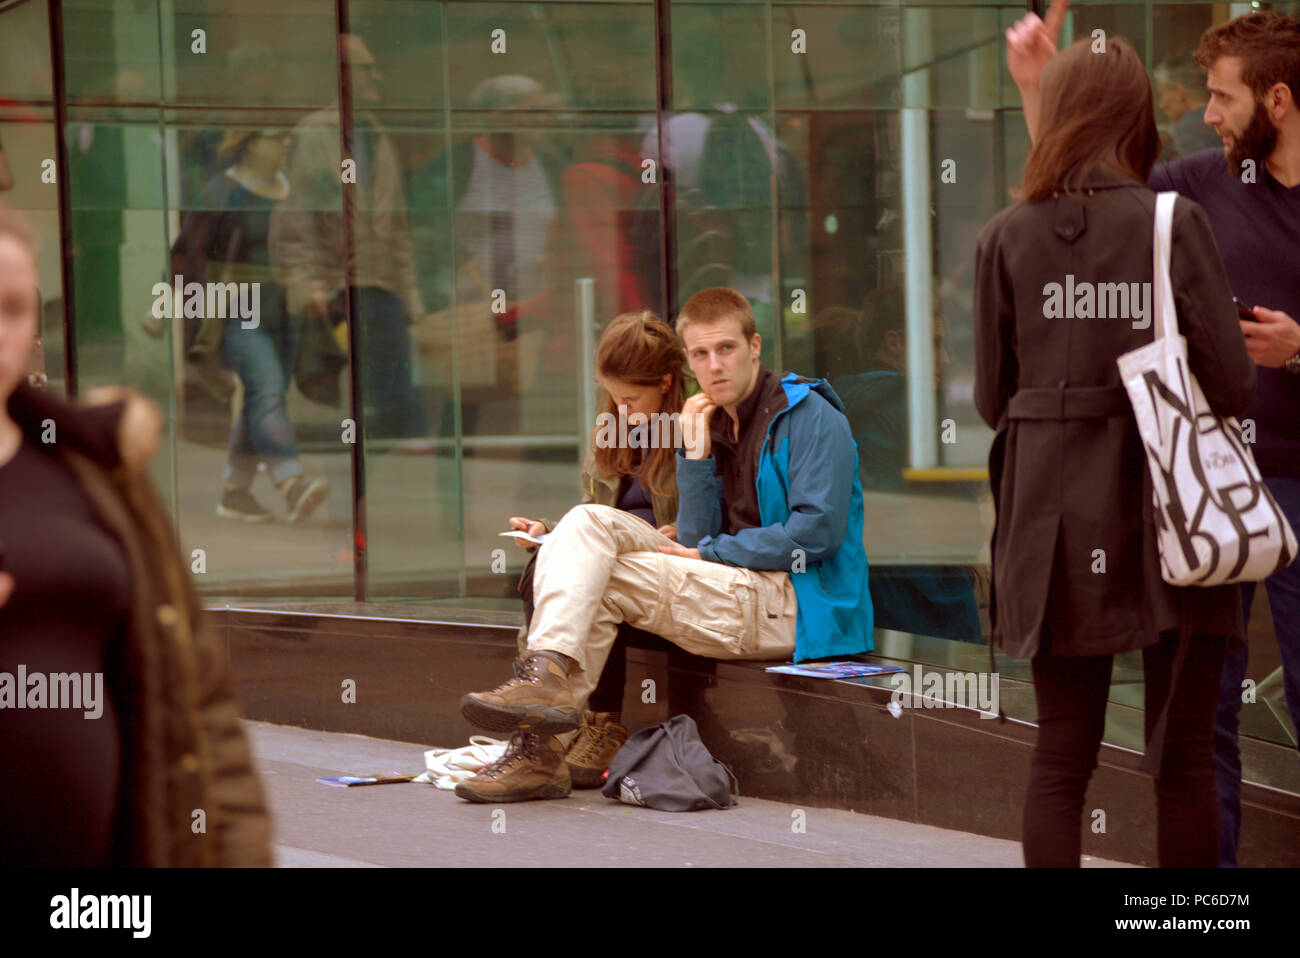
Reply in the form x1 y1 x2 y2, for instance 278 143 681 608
480 729 541 778
488 655 539 694
568 721 613 766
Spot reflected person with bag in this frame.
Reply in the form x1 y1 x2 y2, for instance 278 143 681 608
164 128 329 525
974 35 1257 866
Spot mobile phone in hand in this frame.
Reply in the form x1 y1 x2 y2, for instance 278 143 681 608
1234 297 1258 323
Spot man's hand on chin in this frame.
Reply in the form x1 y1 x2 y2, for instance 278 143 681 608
659 544 701 560
681 392 717 460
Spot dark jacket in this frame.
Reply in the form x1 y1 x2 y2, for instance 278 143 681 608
7 382 273 865
974 169 1256 659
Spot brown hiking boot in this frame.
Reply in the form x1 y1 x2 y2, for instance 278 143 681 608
565 711 629 789
453 730 571 803
460 650 579 734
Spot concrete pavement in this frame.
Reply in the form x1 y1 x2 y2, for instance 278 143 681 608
247 721 1132 868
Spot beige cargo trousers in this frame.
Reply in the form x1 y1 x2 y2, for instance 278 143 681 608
526 503 798 711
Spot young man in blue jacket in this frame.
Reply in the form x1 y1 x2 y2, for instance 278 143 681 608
455 287 874 802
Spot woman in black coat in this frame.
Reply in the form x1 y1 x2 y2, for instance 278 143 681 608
974 37 1256 866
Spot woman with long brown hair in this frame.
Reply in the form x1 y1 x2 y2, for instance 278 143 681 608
975 36 1256 865
460 309 687 802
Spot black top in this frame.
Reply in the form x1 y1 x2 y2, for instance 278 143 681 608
0 437 132 866
615 451 656 527
1150 149 1300 476
174 172 280 269
708 366 788 536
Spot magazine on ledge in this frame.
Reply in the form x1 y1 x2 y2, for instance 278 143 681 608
765 661 904 680
315 773 420 787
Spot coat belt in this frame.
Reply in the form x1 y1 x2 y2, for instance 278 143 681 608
1006 384 1130 421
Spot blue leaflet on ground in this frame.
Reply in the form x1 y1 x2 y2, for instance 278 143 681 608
315 773 419 787
765 661 905 679
498 530 551 545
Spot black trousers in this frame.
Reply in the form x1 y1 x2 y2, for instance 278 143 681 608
517 550 675 714
1023 631 1226 867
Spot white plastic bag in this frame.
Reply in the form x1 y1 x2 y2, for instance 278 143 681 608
413 735 509 790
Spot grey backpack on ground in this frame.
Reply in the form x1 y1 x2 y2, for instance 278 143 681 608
601 714 739 811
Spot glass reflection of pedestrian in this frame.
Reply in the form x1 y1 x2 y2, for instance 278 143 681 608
639 32 806 322
271 34 428 446
817 293 979 645
0 207 271 866
552 66 661 325
169 128 329 524
1154 54 1224 160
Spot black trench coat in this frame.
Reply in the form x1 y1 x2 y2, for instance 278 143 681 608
974 169 1256 660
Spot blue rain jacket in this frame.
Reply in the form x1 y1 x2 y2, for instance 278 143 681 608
675 373 873 661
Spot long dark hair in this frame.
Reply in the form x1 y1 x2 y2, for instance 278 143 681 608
1018 36 1161 203
591 310 686 499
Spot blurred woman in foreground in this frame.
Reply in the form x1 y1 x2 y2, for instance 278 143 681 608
0 206 270 865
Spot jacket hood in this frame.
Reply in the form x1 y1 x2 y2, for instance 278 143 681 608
780 372 848 417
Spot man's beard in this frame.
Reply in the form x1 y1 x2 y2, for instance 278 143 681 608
1225 98 1279 176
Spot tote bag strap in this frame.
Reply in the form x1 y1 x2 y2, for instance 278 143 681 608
1152 191 1177 343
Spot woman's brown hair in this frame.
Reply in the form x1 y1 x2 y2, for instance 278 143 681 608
1018 36 1161 203
590 310 687 500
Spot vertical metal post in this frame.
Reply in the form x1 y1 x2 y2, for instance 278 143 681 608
576 277 597 453
652 0 677 320
334 0 368 601
763 0 782 374
46 0 78 398
902 9 936 471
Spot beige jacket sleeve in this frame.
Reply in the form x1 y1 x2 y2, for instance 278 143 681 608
269 112 341 316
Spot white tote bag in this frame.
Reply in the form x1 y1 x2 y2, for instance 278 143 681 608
1116 191 1297 586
